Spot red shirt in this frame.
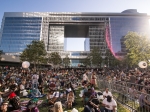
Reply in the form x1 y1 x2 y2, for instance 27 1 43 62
9 92 16 99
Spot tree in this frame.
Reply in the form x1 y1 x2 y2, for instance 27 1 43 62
20 40 47 69
121 55 132 68
89 47 102 67
82 56 91 67
124 31 150 66
104 49 121 68
63 55 70 67
48 52 62 67
103 49 112 67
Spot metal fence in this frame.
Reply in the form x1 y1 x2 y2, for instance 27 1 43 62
97 76 150 112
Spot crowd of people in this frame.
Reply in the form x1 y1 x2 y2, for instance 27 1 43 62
0 66 149 112
99 68 150 111
0 67 119 112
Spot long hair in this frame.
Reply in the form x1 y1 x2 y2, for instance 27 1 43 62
54 102 63 112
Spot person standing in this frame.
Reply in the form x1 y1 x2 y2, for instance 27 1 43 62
129 72 136 84
82 72 89 85
32 73 39 89
87 70 92 83
38 73 43 86
103 88 112 98
91 73 97 87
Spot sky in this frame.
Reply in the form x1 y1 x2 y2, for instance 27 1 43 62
65 38 87 51
0 0 150 51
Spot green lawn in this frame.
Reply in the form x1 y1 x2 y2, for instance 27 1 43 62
113 92 139 110
21 88 130 112
117 103 130 112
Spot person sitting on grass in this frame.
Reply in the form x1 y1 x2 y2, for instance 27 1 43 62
7 89 21 111
84 97 100 112
26 98 39 112
49 81 56 91
47 90 59 106
0 101 9 112
38 83 44 94
49 102 63 112
82 88 92 105
66 90 74 109
31 88 41 97
91 87 97 98
101 95 117 112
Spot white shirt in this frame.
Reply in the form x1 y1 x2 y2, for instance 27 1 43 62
32 74 39 80
83 74 88 81
47 91 60 99
66 88 72 92
32 74 39 84
113 77 116 81
53 91 60 98
128 88 136 98
47 94 54 99
103 98 117 110
103 91 112 97
20 84 25 90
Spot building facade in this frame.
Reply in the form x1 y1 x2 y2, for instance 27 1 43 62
0 10 150 66
84 38 90 51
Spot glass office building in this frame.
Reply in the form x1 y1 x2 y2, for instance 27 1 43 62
110 10 150 56
0 10 150 66
0 16 42 54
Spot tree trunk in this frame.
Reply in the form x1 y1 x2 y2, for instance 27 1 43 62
34 62 36 72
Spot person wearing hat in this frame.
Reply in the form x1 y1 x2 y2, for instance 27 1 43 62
0 101 9 112
7 87 20 111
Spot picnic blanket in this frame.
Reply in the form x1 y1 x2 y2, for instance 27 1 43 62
20 100 43 106
19 100 43 111
26 94 46 98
